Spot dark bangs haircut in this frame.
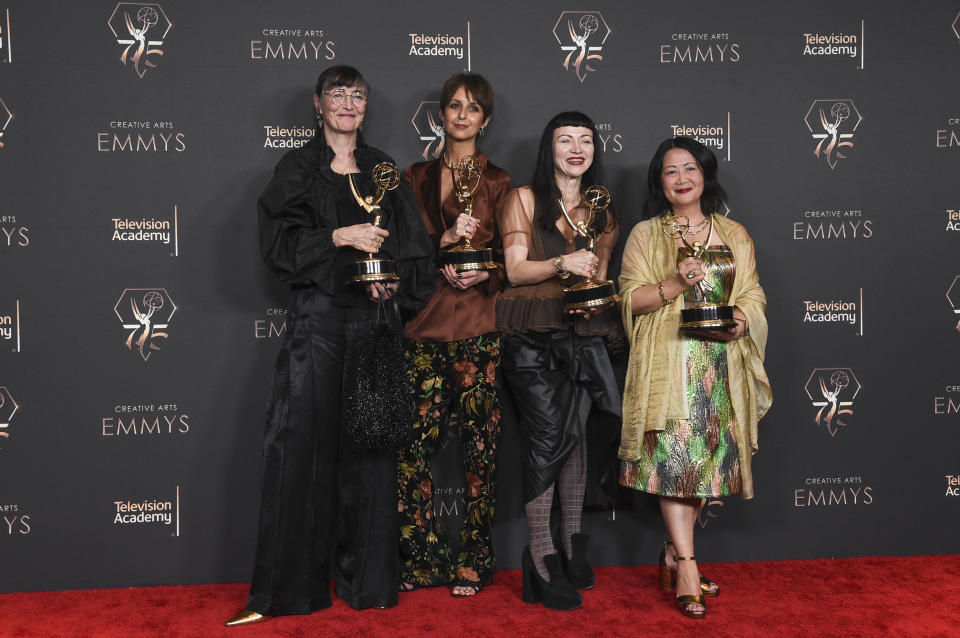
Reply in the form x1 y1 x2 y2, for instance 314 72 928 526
642 136 727 219
315 65 369 96
440 73 494 119
530 111 617 236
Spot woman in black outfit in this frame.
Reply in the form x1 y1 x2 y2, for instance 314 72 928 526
226 65 434 626
496 112 622 610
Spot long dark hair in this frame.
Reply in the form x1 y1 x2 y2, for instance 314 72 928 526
530 111 616 236
642 136 727 219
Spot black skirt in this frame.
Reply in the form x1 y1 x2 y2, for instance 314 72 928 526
501 329 621 504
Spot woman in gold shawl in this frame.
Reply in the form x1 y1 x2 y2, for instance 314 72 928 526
618 137 771 619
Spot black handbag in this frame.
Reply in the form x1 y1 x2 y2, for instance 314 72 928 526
344 299 415 449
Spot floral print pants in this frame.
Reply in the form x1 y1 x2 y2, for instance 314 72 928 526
398 333 502 586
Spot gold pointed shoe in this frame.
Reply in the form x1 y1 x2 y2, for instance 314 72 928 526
224 610 270 627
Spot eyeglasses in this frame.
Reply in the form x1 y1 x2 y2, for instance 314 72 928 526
324 89 367 107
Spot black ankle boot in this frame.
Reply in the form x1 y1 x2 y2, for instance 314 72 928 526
561 533 594 590
521 546 582 610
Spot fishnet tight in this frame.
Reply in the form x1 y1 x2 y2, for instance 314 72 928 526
524 441 586 580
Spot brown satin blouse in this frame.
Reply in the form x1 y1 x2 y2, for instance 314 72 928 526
403 153 513 342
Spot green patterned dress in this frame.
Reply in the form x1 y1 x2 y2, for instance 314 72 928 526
619 246 742 498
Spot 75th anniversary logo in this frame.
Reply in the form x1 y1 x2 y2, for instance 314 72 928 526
107 3 172 78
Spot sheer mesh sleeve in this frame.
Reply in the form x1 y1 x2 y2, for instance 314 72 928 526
497 186 534 253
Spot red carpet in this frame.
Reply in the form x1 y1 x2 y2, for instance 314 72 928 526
0 556 955 638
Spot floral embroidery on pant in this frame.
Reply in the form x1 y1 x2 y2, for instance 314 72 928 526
398 334 502 586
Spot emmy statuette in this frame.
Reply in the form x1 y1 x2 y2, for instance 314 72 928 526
559 185 619 312
661 212 736 330
347 162 402 284
439 155 497 272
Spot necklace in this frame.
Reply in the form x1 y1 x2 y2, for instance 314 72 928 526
441 151 477 170
661 212 713 241
684 215 711 236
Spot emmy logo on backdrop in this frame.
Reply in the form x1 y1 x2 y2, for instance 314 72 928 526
817 103 851 167
107 3 172 78
565 15 600 81
123 6 160 76
661 212 736 330
425 110 446 159
115 288 176 361
0 391 7 442
412 101 445 160
947 276 960 332
128 291 167 359
0 386 18 448
347 162 402 283
697 499 724 529
817 371 851 436
0 96 12 148
439 155 497 272
559 185 618 312
804 99 861 169
553 11 611 82
804 367 861 437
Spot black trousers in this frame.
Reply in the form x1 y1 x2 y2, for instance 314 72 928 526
246 289 399 614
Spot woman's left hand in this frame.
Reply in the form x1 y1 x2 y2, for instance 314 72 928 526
441 264 489 291
368 281 399 301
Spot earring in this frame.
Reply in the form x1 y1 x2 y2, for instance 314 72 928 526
316 110 323 128
479 126 485 136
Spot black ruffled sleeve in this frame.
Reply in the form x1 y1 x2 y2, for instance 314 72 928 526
257 148 337 292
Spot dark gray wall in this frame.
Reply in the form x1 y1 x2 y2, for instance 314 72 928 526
2 0 959 592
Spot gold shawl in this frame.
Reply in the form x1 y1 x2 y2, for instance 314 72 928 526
617 214 772 498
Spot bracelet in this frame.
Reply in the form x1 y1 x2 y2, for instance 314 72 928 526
658 280 674 306
554 255 570 280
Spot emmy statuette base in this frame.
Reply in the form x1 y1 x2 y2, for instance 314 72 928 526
349 257 400 284
439 246 498 272
680 304 737 330
563 280 619 312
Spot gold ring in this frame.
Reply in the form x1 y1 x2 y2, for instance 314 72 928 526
687 272 695 279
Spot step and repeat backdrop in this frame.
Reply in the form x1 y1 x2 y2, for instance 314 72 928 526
2 1 959 592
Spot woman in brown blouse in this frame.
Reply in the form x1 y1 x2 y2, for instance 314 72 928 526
397 73 512 597
497 111 622 610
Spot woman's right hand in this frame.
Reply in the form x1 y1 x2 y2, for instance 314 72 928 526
561 249 599 278
333 223 389 253
675 257 705 289
440 213 477 247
